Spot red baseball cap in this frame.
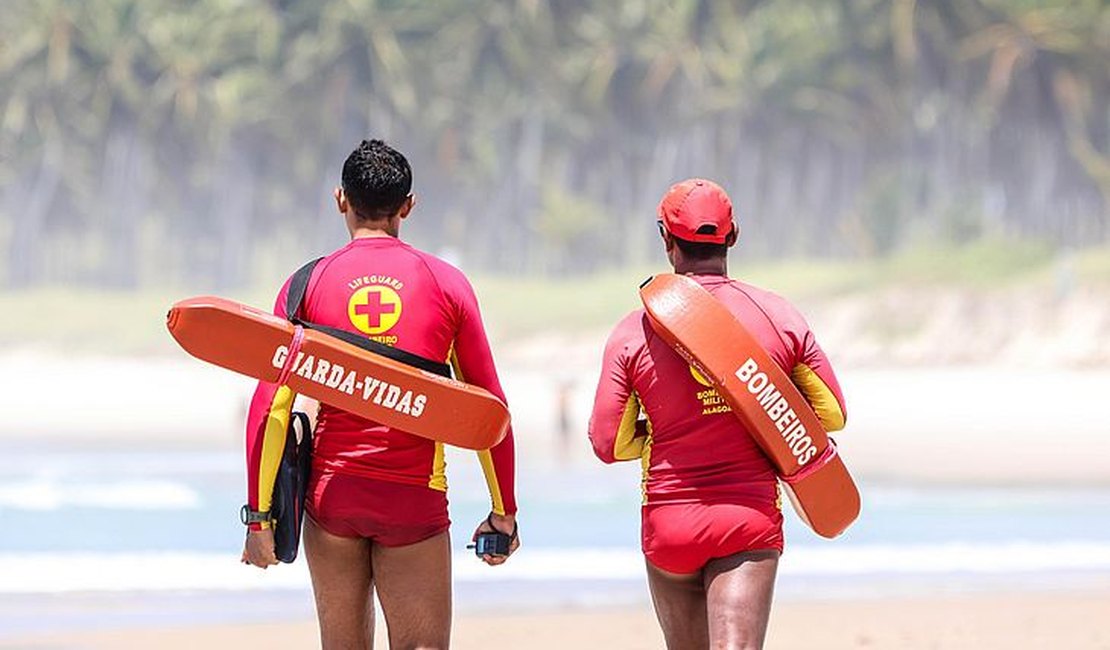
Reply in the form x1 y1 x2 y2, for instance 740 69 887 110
657 178 735 244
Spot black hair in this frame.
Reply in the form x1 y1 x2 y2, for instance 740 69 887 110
674 237 729 260
341 139 412 219
660 223 730 260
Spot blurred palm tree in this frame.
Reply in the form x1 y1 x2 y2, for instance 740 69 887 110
0 0 1106 286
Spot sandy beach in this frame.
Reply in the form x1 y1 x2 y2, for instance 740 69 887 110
9 589 1110 649
4 352 1105 643
5 350 1110 485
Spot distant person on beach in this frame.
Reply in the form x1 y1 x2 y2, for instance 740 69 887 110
588 179 846 649
241 140 519 649
555 378 575 462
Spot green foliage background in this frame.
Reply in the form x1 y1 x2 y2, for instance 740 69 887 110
2 0 1108 288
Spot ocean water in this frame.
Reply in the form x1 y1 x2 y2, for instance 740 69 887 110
1 445 1109 635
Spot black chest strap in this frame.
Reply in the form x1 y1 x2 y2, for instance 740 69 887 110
285 258 452 378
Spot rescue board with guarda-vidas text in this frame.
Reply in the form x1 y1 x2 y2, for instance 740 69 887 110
640 274 860 538
166 296 509 451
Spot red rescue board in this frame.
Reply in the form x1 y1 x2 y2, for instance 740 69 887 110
640 274 860 538
166 296 510 451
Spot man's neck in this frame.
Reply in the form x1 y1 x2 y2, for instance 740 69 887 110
350 216 398 238
347 210 400 239
351 227 395 239
673 259 728 276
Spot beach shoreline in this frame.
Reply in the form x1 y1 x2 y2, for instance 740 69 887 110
5 351 1109 485
7 588 1110 649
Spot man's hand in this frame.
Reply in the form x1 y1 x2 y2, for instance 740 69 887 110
241 528 279 568
471 512 520 566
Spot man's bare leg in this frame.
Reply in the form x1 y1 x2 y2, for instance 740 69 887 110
703 550 779 650
303 517 375 649
372 531 452 650
646 560 709 650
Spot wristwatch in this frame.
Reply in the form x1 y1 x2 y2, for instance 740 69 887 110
240 504 272 526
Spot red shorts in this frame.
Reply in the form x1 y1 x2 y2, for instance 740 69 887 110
642 501 784 574
306 472 450 547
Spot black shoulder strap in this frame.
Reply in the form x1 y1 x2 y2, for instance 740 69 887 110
286 257 323 321
284 258 452 379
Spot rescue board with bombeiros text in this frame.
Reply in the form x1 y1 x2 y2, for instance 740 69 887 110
166 296 509 450
640 274 860 538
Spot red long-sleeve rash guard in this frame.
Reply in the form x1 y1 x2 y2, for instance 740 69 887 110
588 274 846 507
245 237 517 529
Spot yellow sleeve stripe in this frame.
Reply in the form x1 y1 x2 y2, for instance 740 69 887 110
257 385 295 525
613 393 646 461
639 419 654 505
791 363 846 432
477 449 505 515
426 345 460 492
449 346 505 515
429 442 447 491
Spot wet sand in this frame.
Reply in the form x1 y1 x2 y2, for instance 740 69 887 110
9 589 1110 649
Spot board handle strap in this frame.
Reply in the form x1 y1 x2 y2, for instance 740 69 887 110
275 325 306 386
781 439 839 485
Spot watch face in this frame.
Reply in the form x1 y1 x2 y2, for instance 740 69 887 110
240 504 270 525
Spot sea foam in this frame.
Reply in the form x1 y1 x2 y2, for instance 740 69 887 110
2 541 1109 593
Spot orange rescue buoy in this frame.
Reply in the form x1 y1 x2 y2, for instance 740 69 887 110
166 296 510 451
640 274 860 538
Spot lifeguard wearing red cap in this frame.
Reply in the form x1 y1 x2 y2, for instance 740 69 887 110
657 178 735 244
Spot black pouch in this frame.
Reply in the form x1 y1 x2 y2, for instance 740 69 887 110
271 411 313 563
471 531 512 556
467 515 518 557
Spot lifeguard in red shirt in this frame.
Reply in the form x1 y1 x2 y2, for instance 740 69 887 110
589 179 846 649
241 140 519 649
